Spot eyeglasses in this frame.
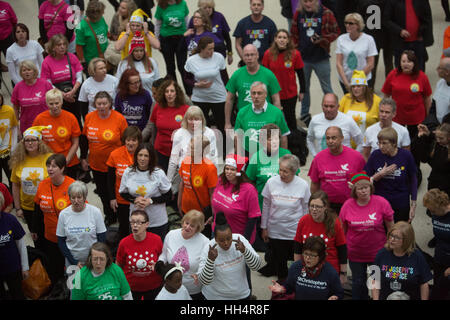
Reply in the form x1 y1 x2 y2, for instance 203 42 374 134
129 80 141 85
309 204 324 210
389 235 403 241
24 139 39 143
193 15 203 19
129 220 147 226
344 21 356 25
303 252 319 259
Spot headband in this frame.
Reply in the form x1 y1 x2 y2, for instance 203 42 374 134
164 261 185 280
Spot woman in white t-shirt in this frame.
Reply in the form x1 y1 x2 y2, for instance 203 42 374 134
155 260 192 300
158 209 209 300
261 154 310 281
336 13 378 93
6 23 44 86
119 142 172 241
197 212 262 300
167 106 218 196
184 36 226 146
56 181 107 269
78 58 118 119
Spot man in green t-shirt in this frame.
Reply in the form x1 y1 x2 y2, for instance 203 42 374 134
224 44 281 130
234 81 289 157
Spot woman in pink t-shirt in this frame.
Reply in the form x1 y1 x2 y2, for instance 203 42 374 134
211 154 260 244
11 60 53 135
0 1 17 72
41 34 83 127
340 172 394 300
150 79 189 172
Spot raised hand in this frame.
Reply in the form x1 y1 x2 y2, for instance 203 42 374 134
208 244 218 261
234 237 245 253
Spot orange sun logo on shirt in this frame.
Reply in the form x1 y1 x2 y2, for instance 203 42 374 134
102 129 114 141
192 176 203 188
55 198 69 211
136 185 147 197
26 170 41 186
56 126 68 138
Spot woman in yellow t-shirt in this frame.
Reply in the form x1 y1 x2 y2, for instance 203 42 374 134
339 70 380 141
10 125 52 249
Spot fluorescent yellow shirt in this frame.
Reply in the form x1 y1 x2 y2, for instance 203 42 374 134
11 153 52 210
0 104 18 156
339 93 380 149
118 31 154 60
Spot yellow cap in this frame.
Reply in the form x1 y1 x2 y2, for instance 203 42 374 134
129 9 149 24
23 125 52 140
350 70 367 86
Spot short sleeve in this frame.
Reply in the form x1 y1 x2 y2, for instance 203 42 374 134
232 19 245 38
245 185 261 218
293 50 304 70
421 72 432 97
94 208 107 234
56 213 66 237
206 164 218 189
334 218 346 246
307 158 319 183
157 169 172 193
116 264 132 296
381 70 395 96
78 82 88 102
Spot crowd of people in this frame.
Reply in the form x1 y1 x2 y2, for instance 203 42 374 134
0 0 449 301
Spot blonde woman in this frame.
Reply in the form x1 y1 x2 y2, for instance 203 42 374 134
10 126 52 248
167 105 218 194
335 13 377 93
372 221 432 300
10 60 53 135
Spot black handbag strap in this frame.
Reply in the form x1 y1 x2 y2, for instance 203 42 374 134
66 54 73 81
189 161 205 211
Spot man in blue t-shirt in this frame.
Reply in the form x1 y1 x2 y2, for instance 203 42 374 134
233 0 277 64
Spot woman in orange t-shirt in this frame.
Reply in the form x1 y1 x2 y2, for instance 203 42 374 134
178 135 218 238
34 153 75 283
106 126 142 240
80 91 128 226
33 89 81 179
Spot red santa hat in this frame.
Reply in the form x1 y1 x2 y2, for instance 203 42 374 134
224 154 248 176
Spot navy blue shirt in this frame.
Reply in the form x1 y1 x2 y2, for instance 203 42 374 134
374 248 432 300
114 89 153 131
233 15 277 60
295 6 329 62
0 212 26 275
432 211 450 267
284 260 343 300
365 148 417 209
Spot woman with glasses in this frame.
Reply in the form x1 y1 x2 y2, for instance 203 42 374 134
10 126 53 249
115 68 153 132
372 221 432 300
56 181 107 270
294 190 347 285
269 236 343 300
340 172 394 300
72 242 132 300
336 13 377 93
116 209 164 300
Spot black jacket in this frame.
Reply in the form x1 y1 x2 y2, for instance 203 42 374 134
383 0 433 47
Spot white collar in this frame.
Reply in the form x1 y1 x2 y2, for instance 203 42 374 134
252 101 268 114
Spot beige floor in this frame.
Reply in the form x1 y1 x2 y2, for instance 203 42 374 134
1 0 448 300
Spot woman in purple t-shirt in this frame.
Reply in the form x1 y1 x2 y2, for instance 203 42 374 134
188 0 232 64
11 60 53 135
211 154 261 244
340 172 394 300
